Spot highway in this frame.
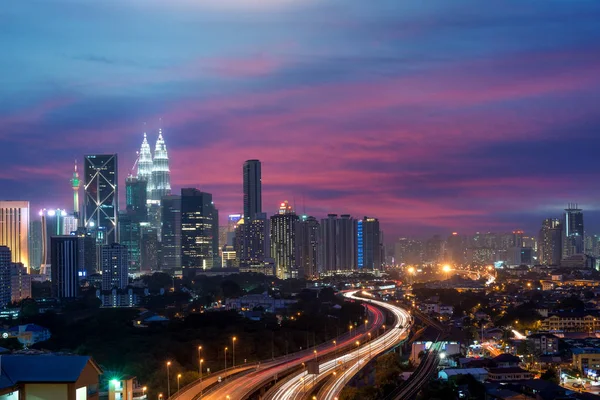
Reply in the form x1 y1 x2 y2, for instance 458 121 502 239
265 291 412 400
171 366 254 400
181 300 386 400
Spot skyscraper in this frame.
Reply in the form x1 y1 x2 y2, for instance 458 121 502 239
161 195 181 270
181 189 219 270
150 131 171 202
125 176 148 222
50 236 80 298
337 214 357 271
40 209 67 267
101 243 129 291
137 133 154 188
0 246 11 308
0 201 30 273
243 160 262 222
319 214 338 273
71 160 81 222
248 213 270 263
29 219 43 272
11 262 31 302
358 217 382 270
84 154 118 245
563 204 584 258
140 222 159 271
270 201 299 279
318 214 357 273
540 218 562 266
446 233 464 264
296 215 319 278
118 212 141 273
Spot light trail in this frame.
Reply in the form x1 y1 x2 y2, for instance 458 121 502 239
266 291 412 400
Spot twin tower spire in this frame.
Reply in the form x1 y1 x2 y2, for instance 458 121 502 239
137 130 171 201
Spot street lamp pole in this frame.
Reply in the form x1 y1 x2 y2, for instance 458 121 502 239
232 337 237 369
177 373 181 393
166 361 171 398
224 347 228 370
197 346 202 375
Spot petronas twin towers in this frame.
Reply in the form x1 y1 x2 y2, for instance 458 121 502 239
137 129 171 201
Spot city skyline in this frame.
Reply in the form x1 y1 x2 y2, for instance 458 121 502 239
2 1 600 236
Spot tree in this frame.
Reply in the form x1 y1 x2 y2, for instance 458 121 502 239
541 367 559 384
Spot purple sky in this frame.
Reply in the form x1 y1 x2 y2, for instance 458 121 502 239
2 0 600 239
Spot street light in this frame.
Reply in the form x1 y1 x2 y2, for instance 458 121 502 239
177 373 182 393
224 347 228 370
368 332 372 358
349 325 354 338
158 394 163 400
232 337 237 368
198 346 203 375
166 361 171 398
333 340 338 364
356 340 360 360
314 349 318 362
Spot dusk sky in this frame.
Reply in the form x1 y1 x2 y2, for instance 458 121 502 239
2 0 600 239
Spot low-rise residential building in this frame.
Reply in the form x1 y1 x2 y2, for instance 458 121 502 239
6 324 51 347
0 354 102 400
438 368 488 382
526 333 559 355
540 312 600 332
572 347 600 372
487 367 532 381
492 354 521 368
225 293 297 313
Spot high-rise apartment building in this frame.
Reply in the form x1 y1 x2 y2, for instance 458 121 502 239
181 189 219 270
84 154 118 245
246 212 269 264
75 227 97 276
243 160 262 222
161 195 182 270
101 243 129 291
563 204 584 258
540 218 562 266
318 214 358 273
337 215 357 271
50 236 80 298
296 216 319 278
446 233 464 264
0 246 11 308
358 217 382 270
0 201 30 273
270 201 299 279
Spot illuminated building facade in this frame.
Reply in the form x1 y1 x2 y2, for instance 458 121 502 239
563 204 584 258
140 222 159 271
40 208 67 266
161 195 182 270
358 216 382 270
319 214 357 272
243 160 262 222
0 201 30 273
270 201 299 279
29 220 43 272
125 176 148 222
118 212 141 273
101 243 129 291
181 189 219 270
150 131 171 201
50 236 80 298
84 154 118 245
70 160 81 222
540 218 562 266
295 215 319 278
0 246 11 308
